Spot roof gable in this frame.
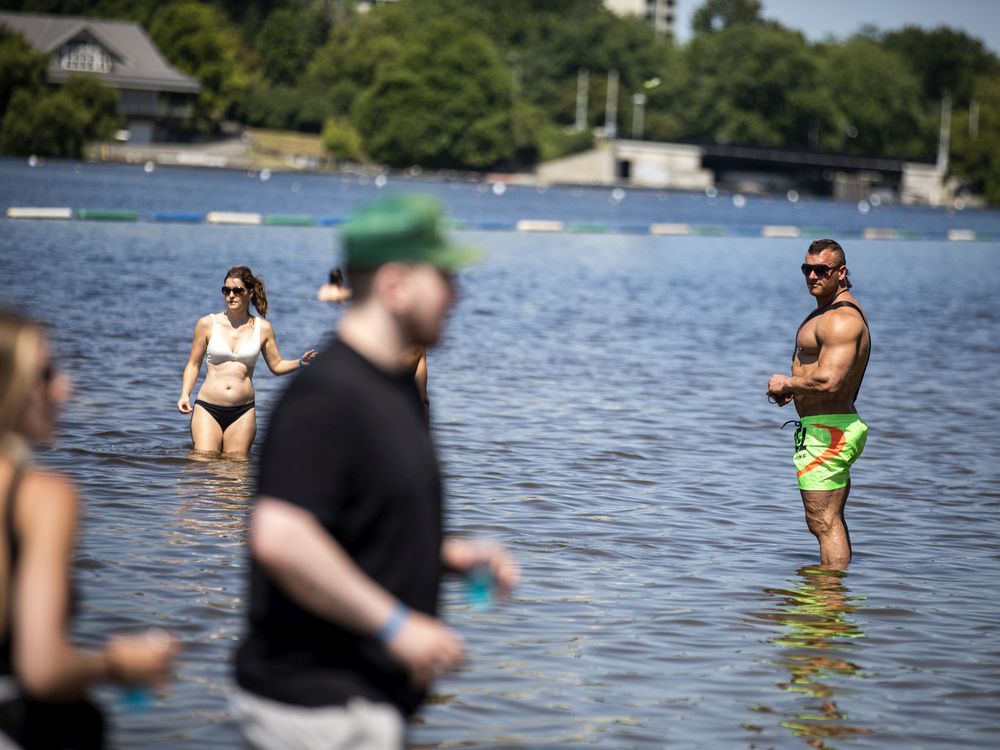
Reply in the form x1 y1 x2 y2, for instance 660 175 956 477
0 11 199 94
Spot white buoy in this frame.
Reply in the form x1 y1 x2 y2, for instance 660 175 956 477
491 182 506 196
144 161 155 173
857 200 870 214
733 193 747 208
291 181 301 193
28 155 38 168
705 186 718 198
869 194 882 207
786 189 799 203
375 174 387 188
260 168 271 182
610 187 626 203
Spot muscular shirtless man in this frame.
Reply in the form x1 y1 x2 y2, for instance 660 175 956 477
766 239 871 566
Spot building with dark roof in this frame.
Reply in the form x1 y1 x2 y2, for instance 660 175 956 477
0 11 201 143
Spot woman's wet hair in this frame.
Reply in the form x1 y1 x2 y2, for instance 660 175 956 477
328 267 344 286
225 266 268 317
0 310 44 444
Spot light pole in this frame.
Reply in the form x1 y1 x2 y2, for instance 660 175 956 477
575 68 589 132
632 93 647 140
604 69 619 139
632 78 661 141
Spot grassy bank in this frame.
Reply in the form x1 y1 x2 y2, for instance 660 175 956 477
246 128 328 170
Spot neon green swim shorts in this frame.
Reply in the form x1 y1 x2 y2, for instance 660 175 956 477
790 414 868 491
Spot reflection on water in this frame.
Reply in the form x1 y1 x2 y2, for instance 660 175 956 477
175 454 254 535
747 566 870 749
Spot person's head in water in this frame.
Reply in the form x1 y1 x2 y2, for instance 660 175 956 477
804 239 851 297
341 195 479 347
223 266 268 317
0 310 71 451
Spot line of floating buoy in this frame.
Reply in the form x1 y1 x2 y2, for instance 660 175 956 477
3 207 995 241
6 207 73 220
206 211 262 225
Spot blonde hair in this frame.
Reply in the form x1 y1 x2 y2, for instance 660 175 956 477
0 311 43 456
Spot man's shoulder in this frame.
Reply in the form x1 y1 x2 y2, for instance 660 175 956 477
819 302 868 340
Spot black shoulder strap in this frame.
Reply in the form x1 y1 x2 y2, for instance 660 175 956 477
796 298 868 336
826 301 869 328
4 465 23 563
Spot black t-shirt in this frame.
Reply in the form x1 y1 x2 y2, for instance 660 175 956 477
235 339 443 714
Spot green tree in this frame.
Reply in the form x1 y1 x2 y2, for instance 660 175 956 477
321 115 363 162
882 26 1000 106
352 20 517 168
0 27 47 114
1 88 84 156
691 0 763 34
0 1 159 24
0 73 118 157
59 73 120 139
517 12 676 130
951 73 1000 204
678 23 835 148
254 8 310 85
149 1 250 127
819 37 931 158
305 8 405 117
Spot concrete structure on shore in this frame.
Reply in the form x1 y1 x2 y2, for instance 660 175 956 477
0 11 199 144
538 139 712 191
538 138 949 205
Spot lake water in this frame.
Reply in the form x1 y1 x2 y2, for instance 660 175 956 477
1 159 999 749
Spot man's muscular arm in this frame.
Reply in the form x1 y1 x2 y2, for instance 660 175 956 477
767 311 864 400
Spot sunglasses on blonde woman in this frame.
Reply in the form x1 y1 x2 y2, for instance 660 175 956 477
221 286 249 297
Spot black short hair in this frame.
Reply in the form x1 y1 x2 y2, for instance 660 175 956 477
807 239 851 289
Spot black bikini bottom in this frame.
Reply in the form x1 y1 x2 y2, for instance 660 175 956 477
195 400 255 431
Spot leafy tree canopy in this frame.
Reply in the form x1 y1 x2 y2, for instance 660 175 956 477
0 26 47 113
881 25 1000 106
691 0 763 34
352 18 516 169
148 1 250 126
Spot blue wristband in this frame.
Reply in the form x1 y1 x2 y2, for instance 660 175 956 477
298 355 303 367
376 603 409 645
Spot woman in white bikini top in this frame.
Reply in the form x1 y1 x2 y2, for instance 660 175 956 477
177 265 317 456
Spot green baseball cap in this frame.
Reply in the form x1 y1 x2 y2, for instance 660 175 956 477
342 194 481 271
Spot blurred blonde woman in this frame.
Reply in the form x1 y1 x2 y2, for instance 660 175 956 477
178 266 317 456
0 311 176 749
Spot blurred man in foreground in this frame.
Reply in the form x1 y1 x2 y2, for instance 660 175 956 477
233 195 517 749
